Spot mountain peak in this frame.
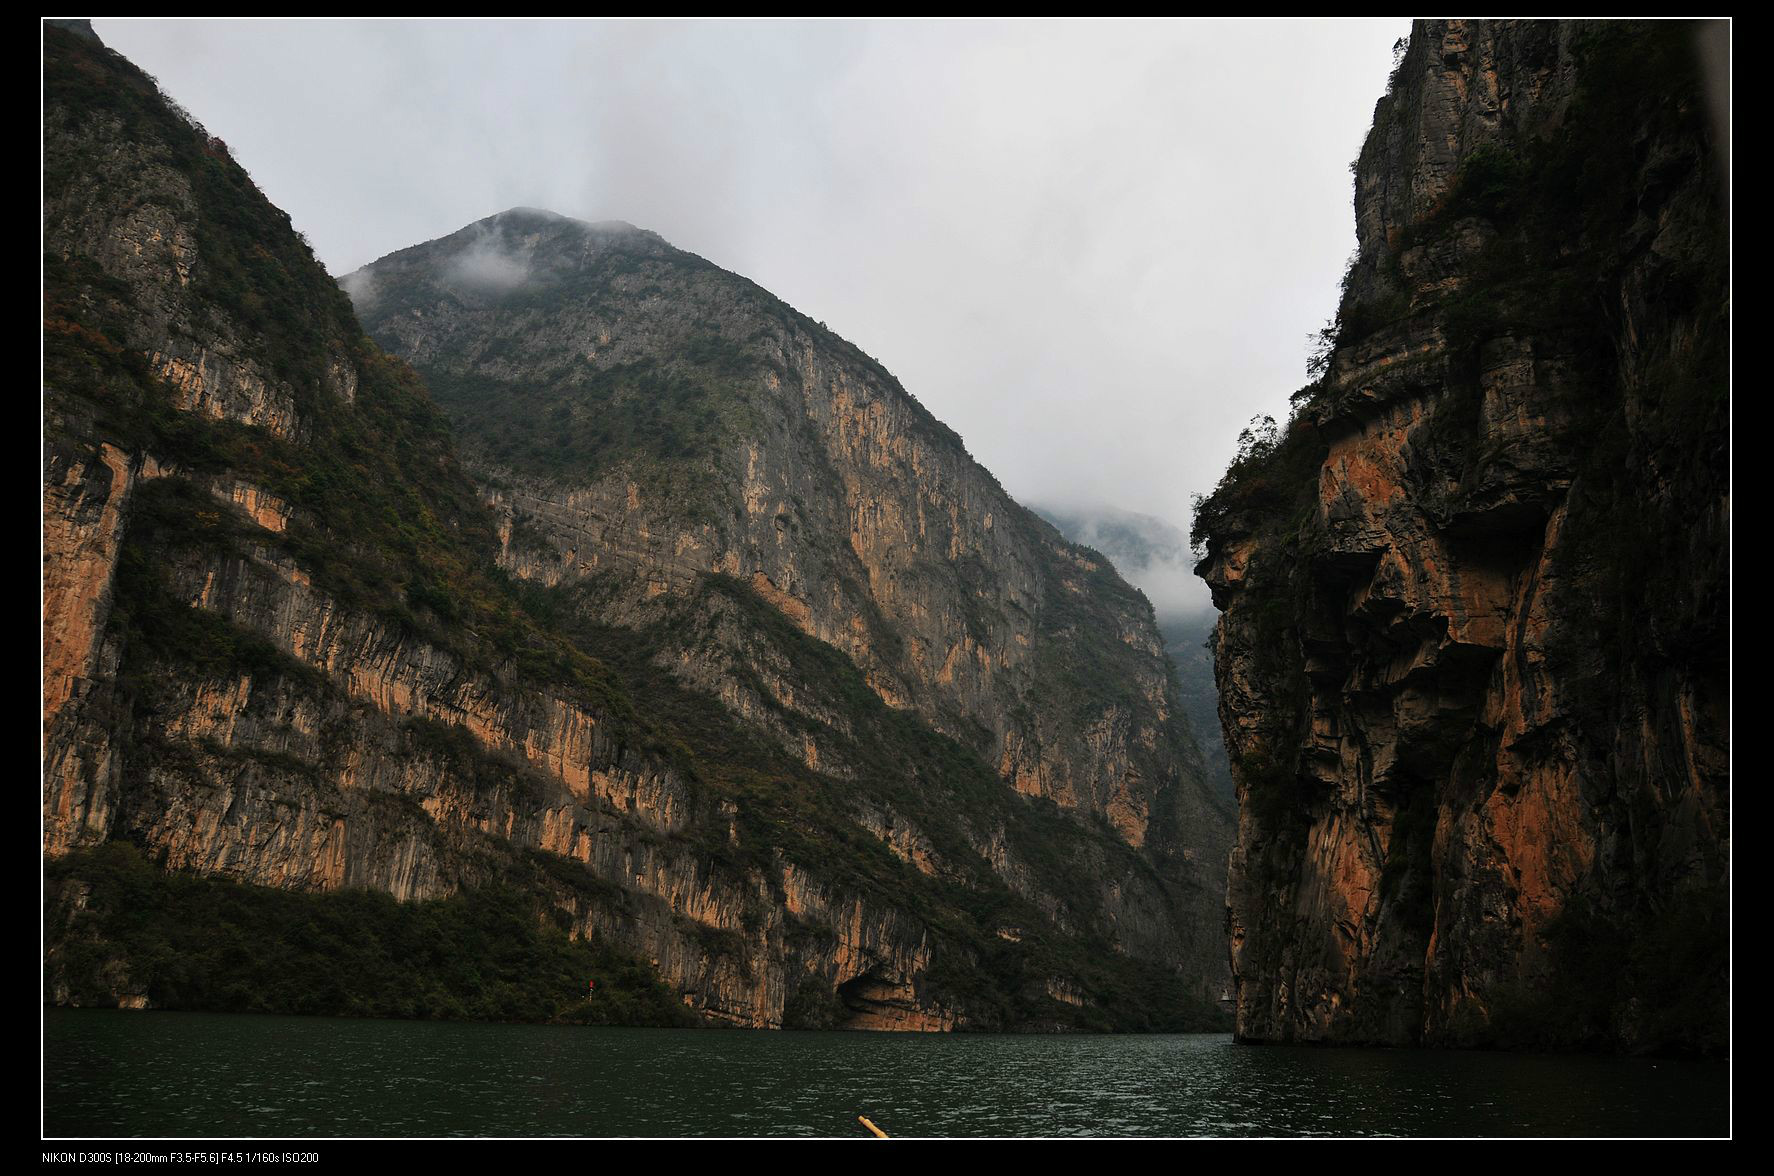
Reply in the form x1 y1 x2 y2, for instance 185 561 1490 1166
478 207 651 240
44 18 101 44
339 209 679 305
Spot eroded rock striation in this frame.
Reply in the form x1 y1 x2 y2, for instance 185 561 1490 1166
346 213 1229 866
1194 19 1728 1052
43 26 1231 1029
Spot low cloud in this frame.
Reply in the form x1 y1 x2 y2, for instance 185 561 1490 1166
337 266 377 307
445 231 530 292
1030 501 1215 620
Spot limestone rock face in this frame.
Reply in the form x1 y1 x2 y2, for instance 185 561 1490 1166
43 27 1231 1029
1194 19 1728 1051
348 213 1227 864
344 207 1234 985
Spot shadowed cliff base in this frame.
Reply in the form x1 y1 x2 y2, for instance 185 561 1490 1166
47 842 699 1026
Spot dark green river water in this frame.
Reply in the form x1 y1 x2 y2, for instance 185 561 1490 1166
42 1009 1728 1138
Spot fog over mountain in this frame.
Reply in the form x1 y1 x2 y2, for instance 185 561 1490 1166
92 17 1408 561
1029 502 1207 620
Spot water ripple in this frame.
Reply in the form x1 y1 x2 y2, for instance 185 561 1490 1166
43 1010 1728 1138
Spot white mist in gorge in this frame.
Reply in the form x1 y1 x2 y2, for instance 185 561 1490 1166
95 17 1407 618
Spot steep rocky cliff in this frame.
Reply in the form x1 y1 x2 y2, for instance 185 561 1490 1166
345 212 1229 860
43 25 1231 1030
343 209 1233 979
1194 19 1728 1052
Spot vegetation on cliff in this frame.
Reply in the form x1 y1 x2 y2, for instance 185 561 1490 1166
47 843 697 1026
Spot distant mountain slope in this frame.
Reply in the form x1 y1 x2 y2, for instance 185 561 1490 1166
1027 504 1199 616
43 25 1231 1030
1028 504 1235 805
1156 615 1237 807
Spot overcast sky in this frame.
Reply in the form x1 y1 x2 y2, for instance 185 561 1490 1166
91 17 1407 616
